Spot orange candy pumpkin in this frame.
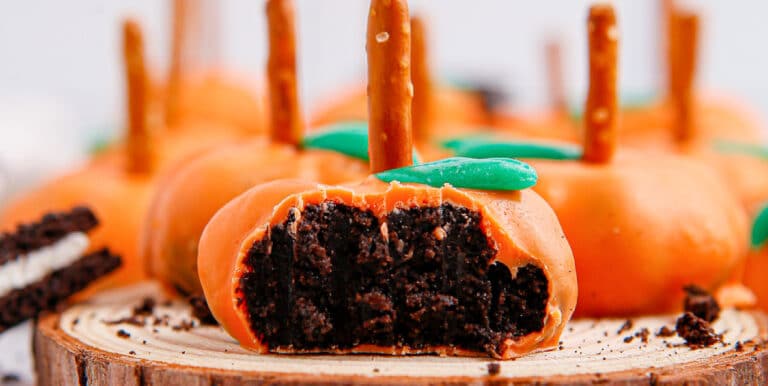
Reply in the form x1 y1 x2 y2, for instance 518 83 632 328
521 5 748 317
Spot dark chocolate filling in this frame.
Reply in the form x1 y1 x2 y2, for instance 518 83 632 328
239 202 549 357
0 206 98 265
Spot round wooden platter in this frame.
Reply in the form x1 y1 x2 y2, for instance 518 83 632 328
34 282 768 385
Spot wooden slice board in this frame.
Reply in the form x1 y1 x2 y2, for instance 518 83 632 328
34 282 768 385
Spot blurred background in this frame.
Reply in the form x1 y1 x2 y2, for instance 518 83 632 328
1 0 767 199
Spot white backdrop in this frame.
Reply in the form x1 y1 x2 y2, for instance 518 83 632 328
0 1 766 183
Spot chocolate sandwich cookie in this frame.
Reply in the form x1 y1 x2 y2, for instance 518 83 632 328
0 206 121 333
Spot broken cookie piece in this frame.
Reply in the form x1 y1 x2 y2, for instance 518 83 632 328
0 207 121 333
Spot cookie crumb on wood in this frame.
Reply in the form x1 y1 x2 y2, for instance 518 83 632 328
683 285 720 323
635 328 650 343
656 325 675 337
133 297 156 316
676 312 721 348
617 319 633 335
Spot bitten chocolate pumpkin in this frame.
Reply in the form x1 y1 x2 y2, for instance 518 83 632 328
198 0 576 360
143 0 368 295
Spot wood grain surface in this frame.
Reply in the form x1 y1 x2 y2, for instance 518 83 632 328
34 282 768 385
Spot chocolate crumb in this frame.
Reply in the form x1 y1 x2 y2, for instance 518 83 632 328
133 297 156 316
635 328 650 344
153 315 170 327
142 340 147 345
675 312 721 348
116 329 131 339
735 341 744 351
487 363 501 376
656 326 675 337
129 350 136 355
71 318 79 326
188 295 218 326
683 285 720 323
617 320 633 335
373 368 380 373
172 319 195 332
623 336 634 343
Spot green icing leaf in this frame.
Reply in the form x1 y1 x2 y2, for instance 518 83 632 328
446 138 582 160
303 121 422 163
303 121 370 161
752 204 768 249
713 140 768 159
375 157 537 191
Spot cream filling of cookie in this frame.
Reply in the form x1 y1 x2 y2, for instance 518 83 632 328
0 232 89 296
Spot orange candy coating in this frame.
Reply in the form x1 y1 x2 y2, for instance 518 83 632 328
154 72 269 136
529 152 748 317
617 96 764 153
198 177 576 359
143 140 368 294
745 247 768 311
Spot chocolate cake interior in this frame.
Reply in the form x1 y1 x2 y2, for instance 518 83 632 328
239 201 549 357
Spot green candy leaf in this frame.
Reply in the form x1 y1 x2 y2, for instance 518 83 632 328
303 121 422 163
375 157 537 191
303 121 370 161
447 138 582 160
752 204 768 249
713 140 768 159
